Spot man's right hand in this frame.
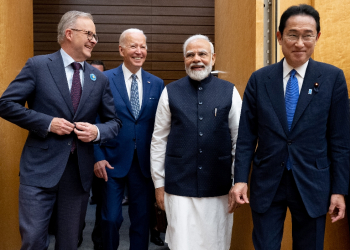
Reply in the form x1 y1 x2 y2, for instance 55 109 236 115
94 160 114 182
228 182 249 213
50 118 75 135
155 187 165 211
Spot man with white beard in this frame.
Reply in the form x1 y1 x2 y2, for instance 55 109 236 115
150 34 242 250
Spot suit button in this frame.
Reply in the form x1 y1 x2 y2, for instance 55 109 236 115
199 101 203 105
133 138 136 141
198 87 203 90
68 142 71 145
198 166 203 169
199 132 203 136
199 116 203 121
281 162 285 167
199 149 202 153
287 140 292 145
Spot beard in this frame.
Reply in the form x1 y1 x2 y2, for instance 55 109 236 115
185 62 213 81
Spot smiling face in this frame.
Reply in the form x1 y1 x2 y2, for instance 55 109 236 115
119 32 147 74
184 39 216 81
277 14 320 68
65 17 97 62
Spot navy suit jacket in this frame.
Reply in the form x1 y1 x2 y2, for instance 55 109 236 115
0 51 121 192
94 65 164 178
234 58 350 218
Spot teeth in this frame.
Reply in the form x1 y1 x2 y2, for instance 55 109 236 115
134 57 141 60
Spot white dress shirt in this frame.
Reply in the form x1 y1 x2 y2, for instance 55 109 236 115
283 59 309 95
122 63 143 107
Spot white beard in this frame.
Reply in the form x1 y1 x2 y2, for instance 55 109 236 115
186 62 213 81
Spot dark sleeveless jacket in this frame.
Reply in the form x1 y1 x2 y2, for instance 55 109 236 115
165 74 234 197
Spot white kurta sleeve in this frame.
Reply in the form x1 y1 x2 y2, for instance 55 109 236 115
229 87 242 184
151 88 171 188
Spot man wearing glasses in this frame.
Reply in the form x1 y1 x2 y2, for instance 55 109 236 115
231 4 350 249
0 11 121 250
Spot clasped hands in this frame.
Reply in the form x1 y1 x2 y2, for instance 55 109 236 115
50 117 97 142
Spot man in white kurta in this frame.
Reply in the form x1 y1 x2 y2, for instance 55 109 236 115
150 35 242 250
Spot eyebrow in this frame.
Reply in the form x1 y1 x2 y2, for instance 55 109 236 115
186 49 209 54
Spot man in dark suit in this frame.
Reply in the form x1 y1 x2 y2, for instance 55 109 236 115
0 11 121 250
93 28 164 250
230 4 350 250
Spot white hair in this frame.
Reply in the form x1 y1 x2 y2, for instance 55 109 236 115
119 28 147 47
183 34 214 56
57 11 93 44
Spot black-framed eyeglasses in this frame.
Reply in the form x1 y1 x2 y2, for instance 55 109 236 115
71 28 98 42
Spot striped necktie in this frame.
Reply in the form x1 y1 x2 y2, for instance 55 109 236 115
285 69 299 170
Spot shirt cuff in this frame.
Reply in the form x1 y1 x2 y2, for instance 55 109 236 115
93 125 100 142
154 179 165 189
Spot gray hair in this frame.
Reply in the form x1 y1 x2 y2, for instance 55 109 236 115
183 34 214 56
57 11 94 44
119 28 147 47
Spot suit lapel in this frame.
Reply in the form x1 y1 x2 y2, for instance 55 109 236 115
112 66 134 117
75 62 96 116
290 59 321 130
266 60 289 135
47 51 74 116
138 69 152 118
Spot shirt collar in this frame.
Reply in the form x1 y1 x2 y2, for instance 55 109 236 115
122 63 142 81
283 58 308 79
60 48 85 70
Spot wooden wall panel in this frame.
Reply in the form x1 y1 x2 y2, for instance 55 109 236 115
33 0 214 84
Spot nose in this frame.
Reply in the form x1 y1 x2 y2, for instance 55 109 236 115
193 53 201 62
90 36 97 44
294 37 304 47
135 46 142 54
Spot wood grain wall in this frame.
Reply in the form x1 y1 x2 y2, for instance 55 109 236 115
33 0 214 85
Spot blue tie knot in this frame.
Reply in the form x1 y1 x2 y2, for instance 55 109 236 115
132 74 137 81
290 69 296 78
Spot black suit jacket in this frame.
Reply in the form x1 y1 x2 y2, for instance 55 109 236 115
0 51 121 191
234 58 350 218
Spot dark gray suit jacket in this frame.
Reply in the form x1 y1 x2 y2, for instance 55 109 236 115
0 50 121 191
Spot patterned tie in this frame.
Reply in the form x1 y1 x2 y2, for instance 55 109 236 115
285 69 299 170
71 62 82 113
70 62 82 152
130 74 140 119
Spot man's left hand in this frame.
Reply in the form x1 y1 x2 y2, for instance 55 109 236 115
74 122 98 142
328 194 346 223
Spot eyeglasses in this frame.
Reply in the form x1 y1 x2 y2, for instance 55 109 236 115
71 28 98 42
284 34 317 43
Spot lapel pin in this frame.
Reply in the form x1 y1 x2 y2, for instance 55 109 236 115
308 89 312 95
147 81 150 84
313 82 319 93
90 73 96 81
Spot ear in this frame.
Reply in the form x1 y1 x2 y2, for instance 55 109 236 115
277 31 283 45
315 32 321 42
65 29 73 42
211 53 216 66
119 45 125 57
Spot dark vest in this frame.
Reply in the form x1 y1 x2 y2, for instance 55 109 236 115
165 74 234 197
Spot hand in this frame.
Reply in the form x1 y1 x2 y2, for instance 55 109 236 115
50 118 74 135
94 160 114 182
328 194 346 223
155 187 165 211
74 122 98 142
228 182 249 213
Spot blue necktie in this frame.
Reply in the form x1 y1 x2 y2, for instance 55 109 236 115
285 69 299 170
130 74 140 119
